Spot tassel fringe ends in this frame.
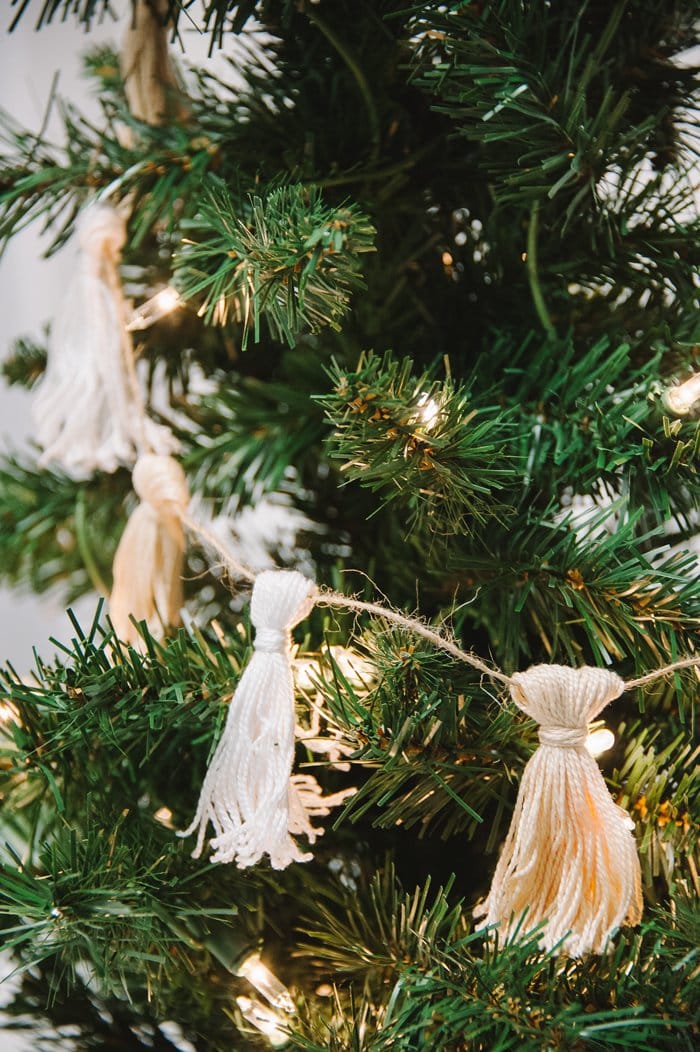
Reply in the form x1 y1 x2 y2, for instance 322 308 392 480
181 570 346 870
109 455 189 647
475 665 642 956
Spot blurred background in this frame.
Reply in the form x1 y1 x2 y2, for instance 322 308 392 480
0 14 116 669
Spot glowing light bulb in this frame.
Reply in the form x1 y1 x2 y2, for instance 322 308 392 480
237 953 294 1014
416 391 440 429
294 645 375 691
0 701 18 724
153 806 174 827
664 372 700 415
127 287 181 331
236 997 290 1047
585 727 615 757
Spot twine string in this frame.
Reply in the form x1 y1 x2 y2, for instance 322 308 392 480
178 508 699 692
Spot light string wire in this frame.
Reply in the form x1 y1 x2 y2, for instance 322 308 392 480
179 513 699 693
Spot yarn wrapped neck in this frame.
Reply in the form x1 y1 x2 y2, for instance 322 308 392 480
537 725 589 748
132 454 189 513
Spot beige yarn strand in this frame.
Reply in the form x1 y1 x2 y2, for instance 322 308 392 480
473 665 643 955
121 0 185 127
110 454 189 647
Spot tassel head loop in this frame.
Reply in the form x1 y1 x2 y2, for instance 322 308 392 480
180 569 348 872
132 453 189 513
250 569 317 644
110 454 189 647
476 664 642 956
510 664 623 730
75 203 126 260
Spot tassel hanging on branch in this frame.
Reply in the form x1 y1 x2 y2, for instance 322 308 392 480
475 664 642 955
110 454 189 647
181 570 352 870
121 0 186 127
32 202 177 478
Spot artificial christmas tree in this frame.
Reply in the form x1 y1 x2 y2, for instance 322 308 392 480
0 2 698 1048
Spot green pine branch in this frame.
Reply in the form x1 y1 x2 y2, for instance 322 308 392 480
1 334 47 388
8 2 261 50
0 455 128 599
309 630 526 847
319 351 519 536
174 179 376 347
614 723 698 898
449 502 700 695
412 1 698 219
182 367 327 504
293 863 699 1051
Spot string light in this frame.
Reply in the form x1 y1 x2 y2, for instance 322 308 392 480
0 701 18 724
237 952 295 1014
585 727 615 757
127 287 181 331
416 391 440 429
663 372 700 416
294 645 375 692
235 997 290 1048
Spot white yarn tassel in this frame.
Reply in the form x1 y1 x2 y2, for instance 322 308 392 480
110 454 188 647
475 664 642 955
181 570 342 871
33 202 176 478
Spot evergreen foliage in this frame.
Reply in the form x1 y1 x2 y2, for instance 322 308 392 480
0 1 698 1049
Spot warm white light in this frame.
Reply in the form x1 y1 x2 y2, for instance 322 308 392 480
585 727 615 757
237 953 295 1014
417 391 440 429
664 372 700 415
294 645 375 692
236 997 290 1047
127 287 181 331
0 701 18 724
153 806 174 827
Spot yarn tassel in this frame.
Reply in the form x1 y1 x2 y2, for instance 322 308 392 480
181 569 347 870
475 664 642 956
110 454 189 647
33 202 176 477
121 0 186 127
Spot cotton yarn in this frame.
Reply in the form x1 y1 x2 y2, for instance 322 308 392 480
33 202 176 477
110 454 189 648
474 664 643 955
181 570 351 870
121 0 183 127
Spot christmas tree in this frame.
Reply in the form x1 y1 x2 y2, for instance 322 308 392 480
0 2 698 1049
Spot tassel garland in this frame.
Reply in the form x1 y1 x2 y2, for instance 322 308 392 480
33 202 176 477
110 454 189 647
474 664 643 955
181 569 349 870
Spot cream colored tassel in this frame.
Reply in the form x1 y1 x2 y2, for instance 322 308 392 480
121 0 184 126
110 454 189 647
475 664 642 956
33 202 177 478
181 570 350 870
